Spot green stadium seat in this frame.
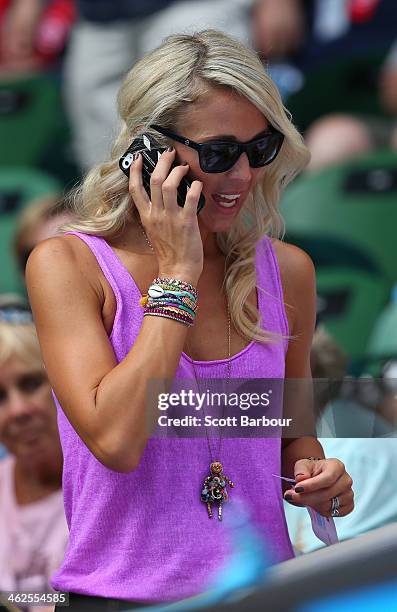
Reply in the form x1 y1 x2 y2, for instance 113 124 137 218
0 167 60 296
286 52 386 131
364 289 397 376
281 150 397 285
0 74 78 185
0 74 62 166
316 267 389 361
280 150 397 366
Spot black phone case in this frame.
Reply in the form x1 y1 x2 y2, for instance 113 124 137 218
119 133 205 214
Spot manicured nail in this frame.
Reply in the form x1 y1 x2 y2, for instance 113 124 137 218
295 486 305 493
284 494 293 501
166 146 174 152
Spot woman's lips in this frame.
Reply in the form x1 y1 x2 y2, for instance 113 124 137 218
212 193 243 214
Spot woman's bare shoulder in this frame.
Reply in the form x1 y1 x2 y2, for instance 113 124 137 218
270 238 316 333
26 234 105 306
27 233 96 269
271 238 315 283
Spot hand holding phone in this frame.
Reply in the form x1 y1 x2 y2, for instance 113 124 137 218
120 133 205 285
119 133 205 214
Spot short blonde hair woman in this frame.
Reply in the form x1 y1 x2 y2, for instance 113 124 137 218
27 30 353 610
0 301 67 604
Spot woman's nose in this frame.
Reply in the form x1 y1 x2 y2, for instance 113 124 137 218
228 152 252 181
8 389 32 420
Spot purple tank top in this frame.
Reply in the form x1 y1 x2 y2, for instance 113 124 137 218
50 232 294 602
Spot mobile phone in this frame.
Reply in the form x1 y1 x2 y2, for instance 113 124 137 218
119 133 205 214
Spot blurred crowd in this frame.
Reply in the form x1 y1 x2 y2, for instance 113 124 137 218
1 0 397 610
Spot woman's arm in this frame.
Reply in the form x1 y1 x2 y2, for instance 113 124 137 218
279 242 322 473
26 152 204 474
276 241 354 517
26 236 196 473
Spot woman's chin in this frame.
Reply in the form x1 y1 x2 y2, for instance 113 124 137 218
199 203 243 232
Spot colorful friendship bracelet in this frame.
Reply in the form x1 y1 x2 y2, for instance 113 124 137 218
152 277 198 298
150 304 195 322
143 308 194 327
146 294 197 311
153 287 197 301
154 304 195 319
140 277 198 327
144 305 193 320
145 299 196 317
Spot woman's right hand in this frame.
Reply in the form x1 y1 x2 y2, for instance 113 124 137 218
129 148 204 285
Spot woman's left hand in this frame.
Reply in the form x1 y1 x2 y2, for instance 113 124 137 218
284 458 354 518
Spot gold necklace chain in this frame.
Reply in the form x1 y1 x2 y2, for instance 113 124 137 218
137 219 154 252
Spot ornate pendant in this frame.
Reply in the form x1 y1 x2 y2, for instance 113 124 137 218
200 461 235 521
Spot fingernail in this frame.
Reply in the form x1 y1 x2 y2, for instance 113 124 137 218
166 146 174 152
182 161 189 166
295 473 305 477
133 152 140 161
284 494 293 501
295 486 305 493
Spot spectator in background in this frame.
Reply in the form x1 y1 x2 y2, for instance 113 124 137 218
252 0 305 61
285 326 397 554
304 114 374 172
0 0 75 74
304 36 397 172
379 40 397 117
13 194 75 275
64 0 255 170
0 298 68 611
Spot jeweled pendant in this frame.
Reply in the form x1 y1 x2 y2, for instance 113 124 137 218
200 461 234 521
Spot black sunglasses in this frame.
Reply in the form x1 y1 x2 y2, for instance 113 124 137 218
150 124 285 174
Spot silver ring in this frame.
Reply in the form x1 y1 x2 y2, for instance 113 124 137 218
331 496 340 517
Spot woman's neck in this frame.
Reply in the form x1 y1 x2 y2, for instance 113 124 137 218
200 225 222 259
13 454 63 505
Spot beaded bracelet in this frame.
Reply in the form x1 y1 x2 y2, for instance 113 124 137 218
143 307 194 327
152 276 198 299
146 302 196 318
155 304 195 322
146 294 197 312
145 305 193 320
140 277 198 327
140 283 198 308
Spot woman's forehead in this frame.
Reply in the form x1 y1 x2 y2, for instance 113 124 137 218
0 355 44 378
177 89 269 140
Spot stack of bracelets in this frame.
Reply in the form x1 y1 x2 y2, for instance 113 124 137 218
140 277 198 327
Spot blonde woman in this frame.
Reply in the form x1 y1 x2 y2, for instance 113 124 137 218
27 30 354 610
0 300 67 612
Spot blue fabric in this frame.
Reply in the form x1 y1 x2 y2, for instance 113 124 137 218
285 436 397 553
299 580 397 612
76 0 178 22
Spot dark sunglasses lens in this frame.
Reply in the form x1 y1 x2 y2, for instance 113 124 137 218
200 143 239 173
249 133 284 167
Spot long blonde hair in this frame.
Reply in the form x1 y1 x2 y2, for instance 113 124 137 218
0 320 44 371
63 29 310 343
